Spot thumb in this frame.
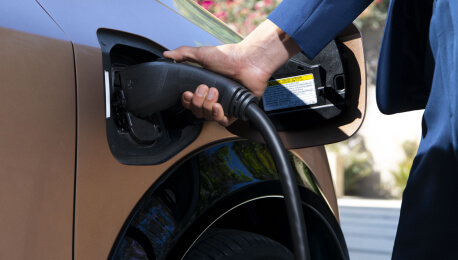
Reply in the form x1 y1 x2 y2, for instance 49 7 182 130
163 46 200 62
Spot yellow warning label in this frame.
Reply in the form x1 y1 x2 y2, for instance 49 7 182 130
263 73 317 112
267 74 314 87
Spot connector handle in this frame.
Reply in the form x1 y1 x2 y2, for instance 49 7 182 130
119 60 258 120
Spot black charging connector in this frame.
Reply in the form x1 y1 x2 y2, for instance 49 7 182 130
119 59 258 121
120 59 310 260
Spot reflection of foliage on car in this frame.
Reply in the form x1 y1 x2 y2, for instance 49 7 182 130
198 142 254 210
291 155 319 194
231 141 278 180
197 141 285 213
173 0 243 44
117 236 148 259
199 144 253 190
118 197 176 260
198 141 320 209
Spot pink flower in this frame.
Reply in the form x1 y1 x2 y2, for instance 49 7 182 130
240 8 250 15
254 1 265 10
263 0 273 5
201 0 213 10
215 11 227 19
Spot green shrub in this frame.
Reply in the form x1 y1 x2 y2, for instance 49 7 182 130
391 140 419 197
194 0 282 36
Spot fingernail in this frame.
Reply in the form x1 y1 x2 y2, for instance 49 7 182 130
206 89 215 100
163 51 171 55
196 86 206 97
183 92 192 102
213 104 220 116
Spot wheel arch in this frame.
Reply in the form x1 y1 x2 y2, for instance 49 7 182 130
109 140 348 259
170 184 349 260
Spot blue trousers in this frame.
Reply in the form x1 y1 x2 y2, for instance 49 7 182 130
392 0 458 259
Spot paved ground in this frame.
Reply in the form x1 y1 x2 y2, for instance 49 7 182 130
338 197 402 260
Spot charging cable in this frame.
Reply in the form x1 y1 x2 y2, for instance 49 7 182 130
120 60 311 260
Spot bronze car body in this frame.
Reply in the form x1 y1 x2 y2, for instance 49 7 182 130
0 0 365 259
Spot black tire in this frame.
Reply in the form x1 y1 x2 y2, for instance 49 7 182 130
184 228 295 260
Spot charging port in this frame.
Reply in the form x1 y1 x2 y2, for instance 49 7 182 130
111 69 160 145
98 29 202 165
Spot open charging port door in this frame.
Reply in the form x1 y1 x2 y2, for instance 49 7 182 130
229 25 366 149
262 40 346 131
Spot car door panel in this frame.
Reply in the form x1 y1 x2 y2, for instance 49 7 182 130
0 1 76 259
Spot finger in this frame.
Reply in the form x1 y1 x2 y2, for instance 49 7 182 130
163 46 200 63
212 103 234 127
181 91 193 110
190 84 208 118
202 87 219 121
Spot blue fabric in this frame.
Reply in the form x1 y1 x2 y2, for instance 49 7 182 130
376 0 434 115
269 0 458 259
269 0 434 115
267 0 371 59
392 1 458 258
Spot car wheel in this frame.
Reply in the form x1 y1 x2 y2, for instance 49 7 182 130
184 228 294 260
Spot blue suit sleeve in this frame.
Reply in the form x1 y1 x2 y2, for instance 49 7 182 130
268 0 372 59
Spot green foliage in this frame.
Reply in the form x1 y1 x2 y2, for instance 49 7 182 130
194 0 282 36
174 0 243 44
391 140 419 197
194 0 390 35
344 140 374 194
354 0 390 29
329 135 374 194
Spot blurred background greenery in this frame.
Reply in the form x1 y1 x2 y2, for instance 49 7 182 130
193 0 389 36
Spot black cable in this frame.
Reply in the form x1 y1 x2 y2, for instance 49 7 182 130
245 102 310 260
121 60 311 259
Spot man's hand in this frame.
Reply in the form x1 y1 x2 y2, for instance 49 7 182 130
164 19 301 126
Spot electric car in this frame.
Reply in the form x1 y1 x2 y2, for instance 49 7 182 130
0 0 366 259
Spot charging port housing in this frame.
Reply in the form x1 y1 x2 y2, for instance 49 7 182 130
98 29 202 165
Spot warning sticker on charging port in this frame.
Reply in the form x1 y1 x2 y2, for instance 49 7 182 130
262 74 317 112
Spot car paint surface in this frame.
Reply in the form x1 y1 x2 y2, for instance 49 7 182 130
0 1 75 259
